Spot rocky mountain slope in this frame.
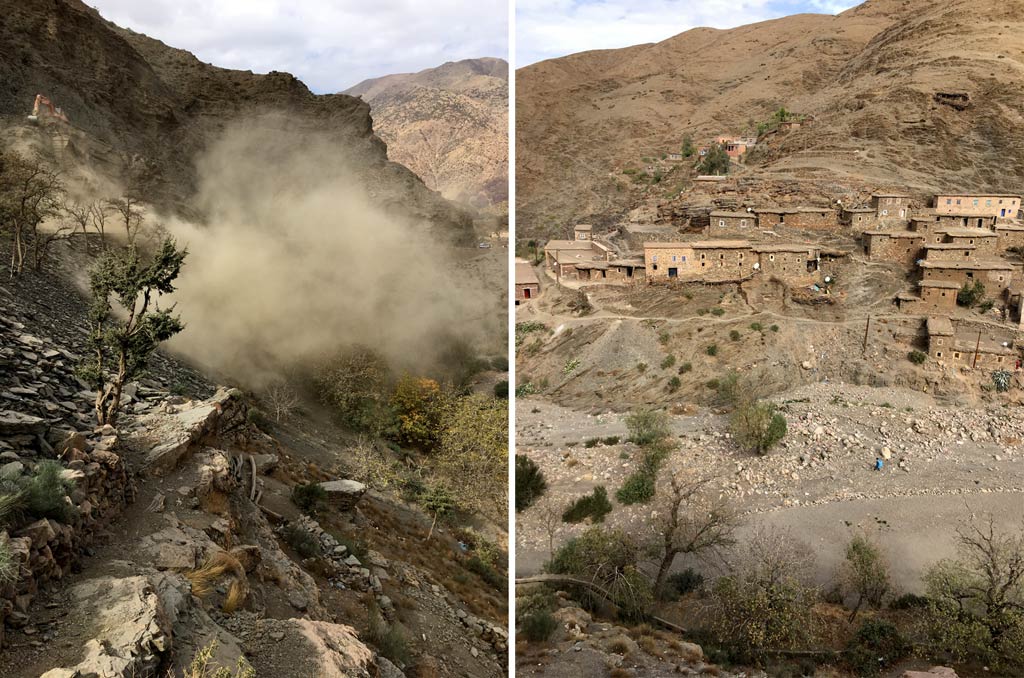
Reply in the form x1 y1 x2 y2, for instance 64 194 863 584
516 0 1024 237
346 58 509 212
0 0 473 237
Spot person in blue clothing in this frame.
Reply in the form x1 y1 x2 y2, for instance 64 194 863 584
874 458 884 471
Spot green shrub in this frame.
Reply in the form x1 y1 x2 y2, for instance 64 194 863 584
957 280 986 308
706 344 719 356
660 354 676 370
710 307 725 316
844 619 910 677
584 438 600 448
770 325 779 332
330 532 368 561
908 350 927 365
366 604 411 666
663 568 705 599
731 401 787 455
313 345 395 434
889 592 930 610
521 608 557 642
659 331 671 345
637 362 648 372
24 461 75 523
0 539 17 585
750 322 763 331
280 525 321 558
466 555 506 590
291 483 327 516
562 486 612 523
602 436 620 446
729 330 741 341
993 369 1012 393
667 376 681 393
624 408 670 445
493 380 509 399
515 455 547 512
616 472 655 505
678 362 692 374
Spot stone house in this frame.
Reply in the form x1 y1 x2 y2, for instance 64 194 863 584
917 259 1015 297
667 152 683 161
933 194 1021 220
871 194 911 221
755 207 839 230
576 257 646 283
644 240 756 282
752 244 821 283
995 223 1024 251
936 228 1000 257
922 243 977 262
709 210 756 236
926 316 955 360
544 239 614 279
515 260 540 304
917 280 960 312
574 224 593 241
840 206 877 229
862 230 927 267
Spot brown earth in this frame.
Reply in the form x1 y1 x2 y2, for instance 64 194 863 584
516 0 1024 238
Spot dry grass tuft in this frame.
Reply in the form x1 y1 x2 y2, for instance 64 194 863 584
186 551 246 602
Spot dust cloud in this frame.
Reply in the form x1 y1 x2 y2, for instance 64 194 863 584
160 117 494 386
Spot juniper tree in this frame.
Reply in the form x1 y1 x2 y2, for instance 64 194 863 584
79 238 187 425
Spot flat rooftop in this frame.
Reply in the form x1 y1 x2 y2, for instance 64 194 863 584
644 240 751 250
938 228 998 238
918 259 1014 271
919 280 962 289
710 211 754 218
863 230 924 238
515 262 539 285
927 316 954 336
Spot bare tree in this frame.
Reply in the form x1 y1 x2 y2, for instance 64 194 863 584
88 200 110 250
536 500 562 561
29 218 73 271
0 152 63 277
62 198 94 252
648 471 738 597
106 195 144 245
264 379 300 422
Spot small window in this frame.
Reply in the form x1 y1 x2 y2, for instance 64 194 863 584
937 351 943 358
946 199 952 205
719 220 725 227
769 254 775 262
954 352 960 359
672 255 677 262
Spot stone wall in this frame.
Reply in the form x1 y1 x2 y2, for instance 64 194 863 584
864 233 926 267
0 433 135 647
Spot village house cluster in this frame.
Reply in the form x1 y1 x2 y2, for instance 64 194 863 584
517 189 1024 373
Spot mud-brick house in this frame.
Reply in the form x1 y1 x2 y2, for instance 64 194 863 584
926 316 955 360
667 152 683 161
937 228 1000 256
755 207 839 230
917 280 961 312
927 317 1019 368
709 210 756 236
917 259 1015 298
840 206 877 230
933 194 1022 221
576 257 646 283
862 230 927 267
871 194 911 221
515 260 540 304
995 223 1024 251
644 240 755 282
574 224 593 241
716 136 756 159
544 238 614 279
752 244 822 283
922 243 977 262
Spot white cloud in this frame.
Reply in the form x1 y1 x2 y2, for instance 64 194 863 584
90 0 508 92
516 0 856 66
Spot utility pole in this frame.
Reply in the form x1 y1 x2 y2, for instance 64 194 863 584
973 331 982 368
862 316 871 355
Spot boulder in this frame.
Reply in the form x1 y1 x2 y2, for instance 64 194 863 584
902 669 958 678
0 411 47 437
318 479 367 511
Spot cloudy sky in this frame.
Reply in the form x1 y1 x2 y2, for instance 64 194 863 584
517 0 857 66
89 0 509 93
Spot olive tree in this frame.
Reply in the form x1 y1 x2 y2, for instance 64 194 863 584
842 532 891 622
78 238 187 425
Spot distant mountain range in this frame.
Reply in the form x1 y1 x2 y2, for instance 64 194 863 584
346 58 508 213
